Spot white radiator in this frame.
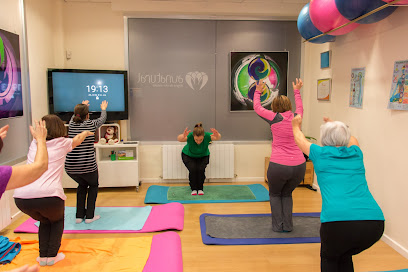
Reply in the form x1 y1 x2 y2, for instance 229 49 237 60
0 192 11 230
162 143 234 179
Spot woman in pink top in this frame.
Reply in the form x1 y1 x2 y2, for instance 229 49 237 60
253 78 306 232
13 115 92 267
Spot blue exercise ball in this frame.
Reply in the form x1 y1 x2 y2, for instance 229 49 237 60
335 0 397 24
297 3 336 44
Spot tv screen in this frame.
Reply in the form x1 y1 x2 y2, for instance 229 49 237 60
0 29 23 120
48 69 128 121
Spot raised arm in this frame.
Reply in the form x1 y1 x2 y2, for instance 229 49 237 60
210 128 221 141
253 80 277 121
6 120 49 190
177 128 191 142
72 131 94 148
91 100 108 128
291 115 311 156
292 78 304 116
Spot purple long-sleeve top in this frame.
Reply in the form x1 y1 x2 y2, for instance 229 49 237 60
254 89 305 166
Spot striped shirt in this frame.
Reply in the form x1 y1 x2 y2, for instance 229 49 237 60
65 110 107 174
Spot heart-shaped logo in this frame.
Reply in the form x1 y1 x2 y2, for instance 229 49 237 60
185 71 208 91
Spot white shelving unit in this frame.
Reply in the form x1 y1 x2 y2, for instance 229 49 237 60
95 143 140 190
62 142 140 191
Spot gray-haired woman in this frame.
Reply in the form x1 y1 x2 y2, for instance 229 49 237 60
292 116 384 272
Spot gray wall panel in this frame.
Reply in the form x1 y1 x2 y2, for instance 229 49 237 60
128 19 301 141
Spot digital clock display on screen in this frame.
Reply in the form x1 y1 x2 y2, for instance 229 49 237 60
51 72 125 112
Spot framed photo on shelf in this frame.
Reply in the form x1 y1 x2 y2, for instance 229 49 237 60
317 78 331 101
320 51 330 69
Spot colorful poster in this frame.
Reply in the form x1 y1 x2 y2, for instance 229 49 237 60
349 68 365 108
317 78 331 101
388 60 408 110
0 29 23 119
230 52 288 111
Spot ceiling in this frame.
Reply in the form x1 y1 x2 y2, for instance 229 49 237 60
63 0 310 19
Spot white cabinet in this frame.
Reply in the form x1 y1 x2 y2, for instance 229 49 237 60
62 143 140 191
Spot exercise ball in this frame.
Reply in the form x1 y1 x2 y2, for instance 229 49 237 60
335 0 397 24
297 3 336 44
383 0 408 5
310 0 359 35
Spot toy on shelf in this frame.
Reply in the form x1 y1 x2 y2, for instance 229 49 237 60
98 124 120 145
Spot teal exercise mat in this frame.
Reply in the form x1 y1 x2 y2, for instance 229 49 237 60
144 184 269 204
35 206 152 231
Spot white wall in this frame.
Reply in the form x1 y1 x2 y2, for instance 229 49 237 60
25 0 65 121
302 8 408 257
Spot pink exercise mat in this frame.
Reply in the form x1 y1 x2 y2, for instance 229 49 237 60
144 231 183 272
14 202 184 233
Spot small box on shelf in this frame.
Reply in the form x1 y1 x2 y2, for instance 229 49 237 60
117 150 134 160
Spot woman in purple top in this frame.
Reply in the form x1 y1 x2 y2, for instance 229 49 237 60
253 78 306 232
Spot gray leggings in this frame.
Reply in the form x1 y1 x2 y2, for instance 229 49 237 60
267 161 306 232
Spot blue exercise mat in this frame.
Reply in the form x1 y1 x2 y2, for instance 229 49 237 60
144 184 270 204
200 212 321 245
371 270 408 272
35 206 152 231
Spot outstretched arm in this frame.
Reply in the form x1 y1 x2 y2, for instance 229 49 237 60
291 115 311 156
6 120 48 190
177 127 191 142
253 80 277 121
293 78 304 116
210 128 221 141
72 131 94 148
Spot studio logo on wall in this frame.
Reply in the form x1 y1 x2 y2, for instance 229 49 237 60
185 71 208 91
136 71 208 91
0 28 23 119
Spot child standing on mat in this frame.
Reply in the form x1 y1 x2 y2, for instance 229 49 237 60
14 115 92 266
253 78 306 233
177 123 221 195
65 100 107 224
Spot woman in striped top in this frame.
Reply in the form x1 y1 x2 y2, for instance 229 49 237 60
65 100 108 224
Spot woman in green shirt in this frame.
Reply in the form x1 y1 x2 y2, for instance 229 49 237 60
177 123 221 195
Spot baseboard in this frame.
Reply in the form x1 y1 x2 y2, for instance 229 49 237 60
233 177 265 183
382 234 408 259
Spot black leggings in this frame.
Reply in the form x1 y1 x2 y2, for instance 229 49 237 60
181 153 209 191
320 220 384 272
15 197 65 258
67 170 99 219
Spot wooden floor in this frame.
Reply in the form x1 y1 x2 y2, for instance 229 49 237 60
2 182 408 272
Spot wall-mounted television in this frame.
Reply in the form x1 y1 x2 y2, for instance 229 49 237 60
47 69 128 121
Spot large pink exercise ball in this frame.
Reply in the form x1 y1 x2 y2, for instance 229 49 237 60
310 0 359 35
383 0 408 5
297 3 336 44
335 0 397 24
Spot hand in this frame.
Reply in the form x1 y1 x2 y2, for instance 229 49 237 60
210 128 220 138
323 117 333 123
29 120 47 143
183 127 191 138
6 264 40 272
100 100 108 111
255 79 266 93
292 78 303 90
84 131 95 137
292 115 302 129
82 100 90 106
0 125 9 140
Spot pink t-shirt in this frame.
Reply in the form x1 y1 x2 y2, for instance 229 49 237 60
13 137 73 200
253 89 305 166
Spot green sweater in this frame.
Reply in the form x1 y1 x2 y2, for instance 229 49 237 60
182 132 212 158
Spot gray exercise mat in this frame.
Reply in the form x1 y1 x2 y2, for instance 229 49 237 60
205 215 320 239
